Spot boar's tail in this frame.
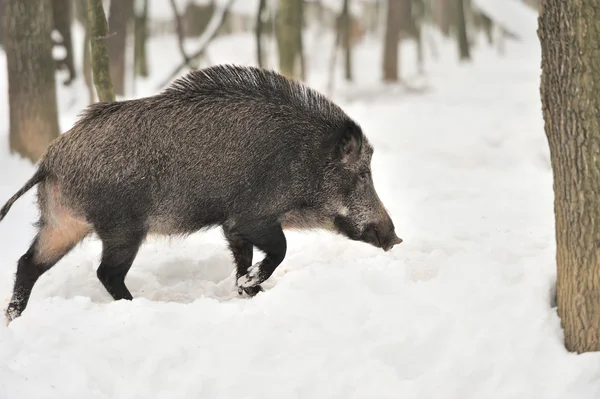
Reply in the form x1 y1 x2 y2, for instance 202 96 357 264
0 168 47 223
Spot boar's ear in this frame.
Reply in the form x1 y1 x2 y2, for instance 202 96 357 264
336 124 363 164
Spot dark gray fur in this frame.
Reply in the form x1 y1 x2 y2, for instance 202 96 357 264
1 64 402 322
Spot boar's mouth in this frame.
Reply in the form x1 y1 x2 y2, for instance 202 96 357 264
360 222 403 251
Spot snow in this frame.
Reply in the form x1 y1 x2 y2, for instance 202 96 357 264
1 13 600 399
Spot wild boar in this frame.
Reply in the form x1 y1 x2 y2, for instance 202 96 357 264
0 64 402 322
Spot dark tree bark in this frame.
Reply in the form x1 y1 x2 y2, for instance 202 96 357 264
134 0 149 77
453 0 470 60
107 0 134 96
4 0 60 162
539 0 600 353
51 0 76 85
255 0 267 68
88 0 115 102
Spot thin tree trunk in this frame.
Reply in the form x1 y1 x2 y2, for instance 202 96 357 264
83 29 95 104
107 0 134 96
341 0 352 81
75 0 95 104
382 0 401 82
539 0 600 354
439 0 450 37
256 0 267 68
87 0 115 102
454 0 470 60
276 0 302 79
134 0 149 77
170 0 190 65
413 0 424 74
4 0 60 162
296 0 305 80
415 22 423 74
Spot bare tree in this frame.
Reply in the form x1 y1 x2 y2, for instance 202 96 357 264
170 0 191 65
413 0 425 74
158 0 236 89
433 0 450 37
382 0 409 82
340 0 352 81
453 0 470 60
134 0 149 77
539 0 600 353
4 0 60 162
88 0 115 102
75 0 95 104
255 0 267 68
107 0 134 96
276 0 303 79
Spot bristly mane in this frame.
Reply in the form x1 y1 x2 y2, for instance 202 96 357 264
161 64 344 118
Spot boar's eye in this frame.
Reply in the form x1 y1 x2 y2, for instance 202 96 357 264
358 171 370 183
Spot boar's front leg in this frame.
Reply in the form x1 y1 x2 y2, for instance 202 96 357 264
229 220 287 293
223 228 263 297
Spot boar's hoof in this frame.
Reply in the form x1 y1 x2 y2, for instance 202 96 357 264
238 285 264 297
5 303 20 324
237 263 263 288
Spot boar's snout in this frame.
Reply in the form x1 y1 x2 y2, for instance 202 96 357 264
361 216 403 252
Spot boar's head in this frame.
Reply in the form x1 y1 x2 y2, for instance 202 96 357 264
321 121 403 252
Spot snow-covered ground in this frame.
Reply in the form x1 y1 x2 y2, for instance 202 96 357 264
1 18 600 399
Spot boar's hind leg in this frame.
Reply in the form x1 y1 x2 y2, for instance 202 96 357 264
96 228 146 301
223 228 263 297
235 222 287 290
6 218 91 322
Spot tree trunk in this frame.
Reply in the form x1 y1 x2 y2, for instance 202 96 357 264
134 0 149 77
341 0 352 81
413 0 424 74
4 0 60 162
75 0 95 104
539 0 600 354
296 0 305 80
83 29 95 104
453 0 470 60
255 0 267 68
438 0 450 37
276 0 303 79
87 0 115 102
382 0 403 82
107 0 133 96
